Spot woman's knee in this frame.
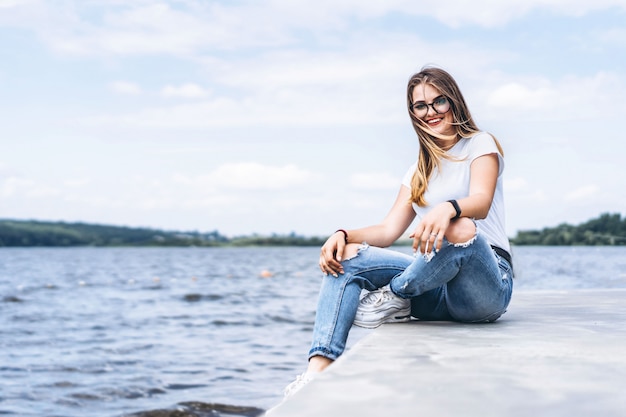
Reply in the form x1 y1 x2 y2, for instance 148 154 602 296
445 218 476 244
342 243 361 260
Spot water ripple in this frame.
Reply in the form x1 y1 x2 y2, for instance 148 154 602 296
2 246 623 417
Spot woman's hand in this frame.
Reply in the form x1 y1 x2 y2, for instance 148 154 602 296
410 202 455 254
317 185 416 277
319 232 346 277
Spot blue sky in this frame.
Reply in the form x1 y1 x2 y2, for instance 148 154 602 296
1 0 625 237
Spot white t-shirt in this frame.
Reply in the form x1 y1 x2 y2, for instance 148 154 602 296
401 132 510 252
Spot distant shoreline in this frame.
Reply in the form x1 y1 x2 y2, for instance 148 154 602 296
1 213 625 247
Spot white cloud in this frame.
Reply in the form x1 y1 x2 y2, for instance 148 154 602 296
0 176 60 198
1 177 34 197
208 163 316 189
109 81 142 95
2 0 626 237
63 193 129 209
174 163 318 190
85 33 500 129
15 1 626 133
508 188 548 203
482 71 626 121
6 0 625 60
384 0 626 28
5 1 293 57
566 185 599 201
350 172 400 190
86 68 404 128
504 177 529 192
54 4 215 56
64 178 91 188
161 83 211 99
0 0 22 9
487 82 557 110
597 27 626 46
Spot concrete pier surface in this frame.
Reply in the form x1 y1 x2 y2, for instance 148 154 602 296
267 289 626 417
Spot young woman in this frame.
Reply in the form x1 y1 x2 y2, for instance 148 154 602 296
284 66 513 396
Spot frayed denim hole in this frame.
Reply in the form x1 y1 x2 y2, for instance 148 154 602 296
448 219 478 249
342 242 370 262
423 251 435 263
419 231 476 266
451 233 477 248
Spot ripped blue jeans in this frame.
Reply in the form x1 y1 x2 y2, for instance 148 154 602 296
308 233 513 361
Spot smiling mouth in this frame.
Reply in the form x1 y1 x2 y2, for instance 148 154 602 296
427 118 442 125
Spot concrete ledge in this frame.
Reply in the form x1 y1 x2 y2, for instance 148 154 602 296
268 289 626 417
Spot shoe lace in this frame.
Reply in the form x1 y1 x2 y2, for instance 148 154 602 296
360 289 394 306
284 373 310 397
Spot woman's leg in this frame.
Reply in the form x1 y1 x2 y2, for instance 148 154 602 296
390 220 513 323
308 243 413 364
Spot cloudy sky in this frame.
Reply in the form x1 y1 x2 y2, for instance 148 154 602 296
1 0 625 238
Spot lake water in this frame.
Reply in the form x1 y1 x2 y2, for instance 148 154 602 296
1 246 625 417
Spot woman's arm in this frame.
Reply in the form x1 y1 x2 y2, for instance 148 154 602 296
459 153 499 219
411 153 499 254
320 185 416 276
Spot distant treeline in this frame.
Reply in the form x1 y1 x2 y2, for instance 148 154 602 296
1 212 624 247
510 212 626 246
0 220 325 247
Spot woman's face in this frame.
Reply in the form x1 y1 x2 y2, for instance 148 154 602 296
411 83 455 137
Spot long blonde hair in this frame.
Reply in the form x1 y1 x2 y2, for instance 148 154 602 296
407 66 503 207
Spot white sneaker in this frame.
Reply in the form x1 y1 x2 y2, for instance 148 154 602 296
264 372 317 416
353 285 411 329
283 372 316 398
